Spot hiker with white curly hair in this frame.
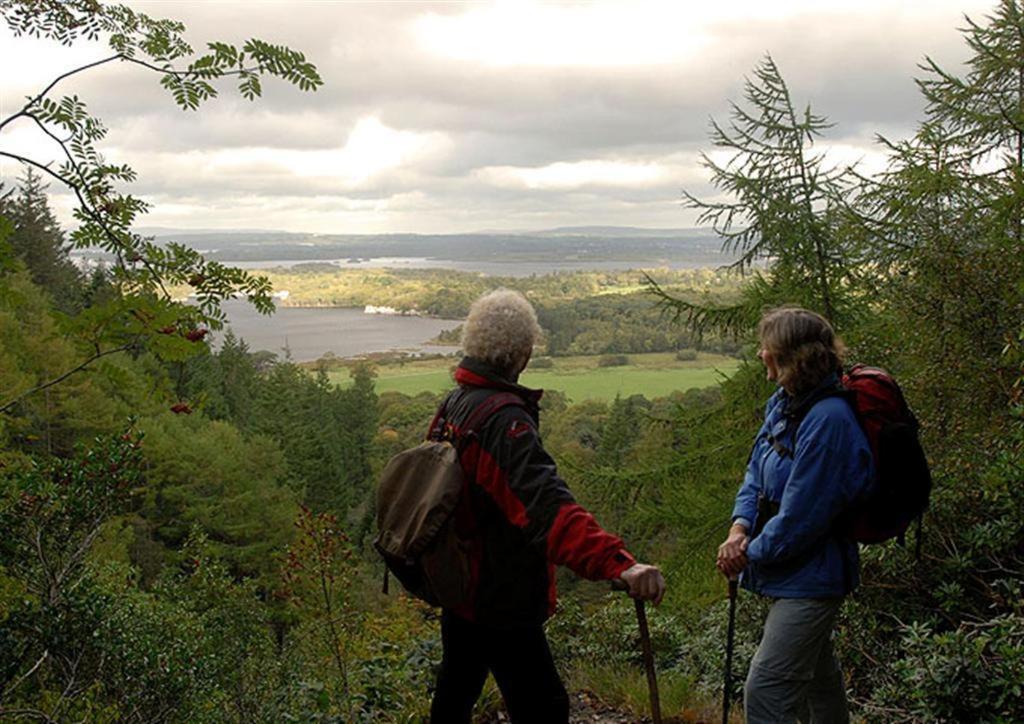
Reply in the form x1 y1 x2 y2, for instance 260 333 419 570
428 288 666 724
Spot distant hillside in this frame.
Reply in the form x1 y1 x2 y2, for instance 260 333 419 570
111 226 736 266
524 225 711 238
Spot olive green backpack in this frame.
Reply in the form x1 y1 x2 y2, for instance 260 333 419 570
374 392 521 608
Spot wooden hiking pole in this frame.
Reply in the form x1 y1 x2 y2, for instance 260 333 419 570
612 579 662 724
722 578 739 724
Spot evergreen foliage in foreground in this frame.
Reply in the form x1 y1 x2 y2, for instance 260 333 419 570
1 1 1024 722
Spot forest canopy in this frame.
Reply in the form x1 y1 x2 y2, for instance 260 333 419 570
1 1 1023 722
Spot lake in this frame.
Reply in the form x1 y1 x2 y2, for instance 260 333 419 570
216 299 461 362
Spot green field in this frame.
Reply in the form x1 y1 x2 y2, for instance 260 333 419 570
330 352 740 402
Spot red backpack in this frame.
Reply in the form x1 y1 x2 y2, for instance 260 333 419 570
839 364 932 545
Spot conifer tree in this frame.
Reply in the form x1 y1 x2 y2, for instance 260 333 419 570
649 55 856 335
854 1 1024 428
0 170 82 312
918 0 1024 243
597 394 641 470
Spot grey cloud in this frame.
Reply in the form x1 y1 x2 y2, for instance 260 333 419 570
3 1 995 233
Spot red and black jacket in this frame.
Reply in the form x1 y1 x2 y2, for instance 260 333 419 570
427 357 636 626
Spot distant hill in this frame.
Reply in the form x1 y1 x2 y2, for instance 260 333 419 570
76 226 735 267
134 226 293 236
524 226 710 238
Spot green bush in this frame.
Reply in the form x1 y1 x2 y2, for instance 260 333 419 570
866 615 1024 723
597 354 630 367
674 592 771 706
547 593 685 670
529 356 555 369
675 348 698 361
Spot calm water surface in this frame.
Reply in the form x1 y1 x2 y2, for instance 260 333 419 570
216 300 461 362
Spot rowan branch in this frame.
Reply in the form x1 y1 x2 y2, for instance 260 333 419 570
0 151 171 299
0 52 273 137
0 54 121 134
120 55 265 80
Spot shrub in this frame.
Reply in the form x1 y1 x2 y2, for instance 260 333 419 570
597 354 630 367
529 356 555 369
547 593 685 670
674 592 771 707
675 348 698 361
865 615 1024 722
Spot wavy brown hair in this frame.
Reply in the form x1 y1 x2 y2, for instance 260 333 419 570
758 307 846 396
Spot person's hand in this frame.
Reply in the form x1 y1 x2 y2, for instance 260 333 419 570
619 563 667 605
716 524 749 579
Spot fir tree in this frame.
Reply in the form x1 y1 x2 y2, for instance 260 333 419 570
2 169 82 312
596 394 646 470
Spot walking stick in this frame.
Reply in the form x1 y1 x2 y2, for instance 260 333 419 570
722 578 738 724
612 580 662 724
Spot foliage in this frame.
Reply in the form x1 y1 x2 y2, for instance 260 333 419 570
0 431 143 720
849 0 1024 438
673 592 771 707
0 0 321 416
0 430 142 609
866 615 1024 723
280 507 360 721
0 169 85 313
136 413 296 587
647 55 858 336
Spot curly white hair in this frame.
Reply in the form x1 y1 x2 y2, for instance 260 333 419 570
462 289 542 374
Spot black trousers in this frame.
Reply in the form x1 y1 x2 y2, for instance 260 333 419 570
430 610 570 724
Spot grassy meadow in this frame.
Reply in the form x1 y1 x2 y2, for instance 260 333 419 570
330 352 740 401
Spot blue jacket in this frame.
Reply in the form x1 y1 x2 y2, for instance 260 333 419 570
732 377 873 598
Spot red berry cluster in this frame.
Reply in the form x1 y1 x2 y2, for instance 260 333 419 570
156 323 208 342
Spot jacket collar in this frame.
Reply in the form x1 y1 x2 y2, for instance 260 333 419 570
783 371 844 420
454 357 544 409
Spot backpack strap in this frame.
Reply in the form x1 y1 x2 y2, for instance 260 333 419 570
426 390 458 441
461 392 524 438
428 390 525 448
769 382 850 459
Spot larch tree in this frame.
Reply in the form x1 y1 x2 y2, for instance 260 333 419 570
648 55 858 337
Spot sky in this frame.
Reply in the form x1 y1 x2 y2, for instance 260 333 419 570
0 0 996 234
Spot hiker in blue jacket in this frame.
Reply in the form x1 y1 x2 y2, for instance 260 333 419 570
717 307 873 724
